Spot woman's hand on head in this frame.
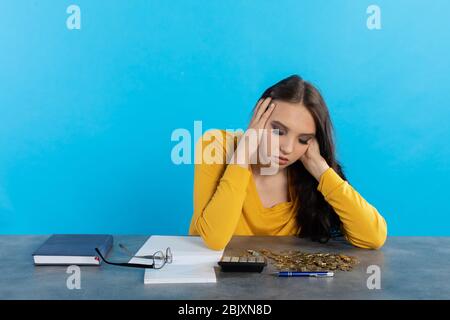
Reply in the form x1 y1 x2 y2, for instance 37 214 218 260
232 97 276 169
299 138 330 181
247 97 276 131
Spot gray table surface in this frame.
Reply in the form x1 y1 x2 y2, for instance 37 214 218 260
0 235 449 300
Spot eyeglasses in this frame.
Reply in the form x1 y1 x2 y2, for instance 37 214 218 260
95 245 173 269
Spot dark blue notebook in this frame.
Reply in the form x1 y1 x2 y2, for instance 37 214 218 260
32 234 113 265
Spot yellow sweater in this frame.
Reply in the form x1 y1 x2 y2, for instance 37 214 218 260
188 129 387 250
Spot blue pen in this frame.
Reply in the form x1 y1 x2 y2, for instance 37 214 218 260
275 271 334 277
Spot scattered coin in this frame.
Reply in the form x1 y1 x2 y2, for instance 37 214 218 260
244 249 359 272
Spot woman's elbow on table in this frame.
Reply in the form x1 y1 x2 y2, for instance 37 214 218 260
192 221 230 251
348 221 388 250
200 234 229 251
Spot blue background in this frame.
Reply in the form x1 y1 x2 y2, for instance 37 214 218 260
1 0 449 235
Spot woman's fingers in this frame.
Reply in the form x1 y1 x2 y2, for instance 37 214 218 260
253 97 273 124
255 98 264 110
257 101 276 128
250 98 264 123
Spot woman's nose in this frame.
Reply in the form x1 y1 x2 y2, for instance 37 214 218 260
280 138 295 155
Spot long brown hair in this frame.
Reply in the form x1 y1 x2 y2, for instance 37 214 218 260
255 74 346 243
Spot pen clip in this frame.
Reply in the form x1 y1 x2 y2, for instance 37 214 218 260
313 272 334 277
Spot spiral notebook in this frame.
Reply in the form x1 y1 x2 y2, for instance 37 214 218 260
129 235 224 284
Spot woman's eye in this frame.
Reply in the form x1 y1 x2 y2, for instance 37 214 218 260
299 139 309 145
272 127 285 135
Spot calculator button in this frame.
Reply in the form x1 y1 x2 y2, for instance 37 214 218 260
239 257 248 263
256 257 265 263
221 256 231 262
231 257 239 263
248 257 256 263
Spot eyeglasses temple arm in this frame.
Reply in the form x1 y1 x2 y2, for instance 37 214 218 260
94 248 154 269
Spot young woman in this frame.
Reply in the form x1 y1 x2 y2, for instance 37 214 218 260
188 75 387 250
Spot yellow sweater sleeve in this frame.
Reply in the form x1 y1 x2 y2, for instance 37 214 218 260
189 130 252 250
317 167 388 249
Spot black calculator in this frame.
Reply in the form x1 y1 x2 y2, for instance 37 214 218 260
218 255 267 272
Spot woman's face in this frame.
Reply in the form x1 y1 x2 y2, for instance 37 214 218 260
262 100 316 168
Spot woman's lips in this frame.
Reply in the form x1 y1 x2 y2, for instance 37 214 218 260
277 156 289 164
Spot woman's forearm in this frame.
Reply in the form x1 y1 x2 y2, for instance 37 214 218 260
318 168 388 249
192 163 251 250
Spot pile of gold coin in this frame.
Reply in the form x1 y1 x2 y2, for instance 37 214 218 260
247 249 359 272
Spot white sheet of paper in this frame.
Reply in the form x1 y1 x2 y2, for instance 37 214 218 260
129 235 224 284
